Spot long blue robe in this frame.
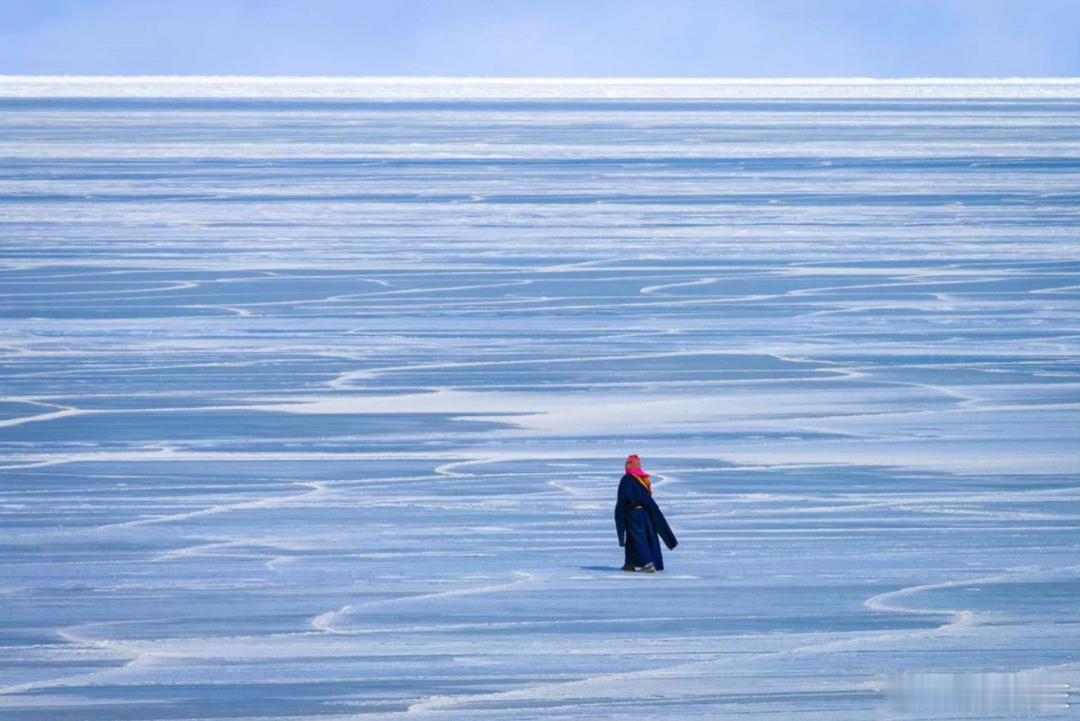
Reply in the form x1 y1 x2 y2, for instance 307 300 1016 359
614 473 677 570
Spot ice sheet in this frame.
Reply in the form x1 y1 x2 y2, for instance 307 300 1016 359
0 79 1078 719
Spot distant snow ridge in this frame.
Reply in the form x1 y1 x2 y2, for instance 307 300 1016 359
3 76 1080 99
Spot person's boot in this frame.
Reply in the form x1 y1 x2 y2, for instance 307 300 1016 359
641 563 657 573
620 563 636 572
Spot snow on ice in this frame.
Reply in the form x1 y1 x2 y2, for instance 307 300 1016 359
0 79 1078 719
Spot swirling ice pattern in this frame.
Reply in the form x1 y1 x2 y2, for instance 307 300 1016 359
0 80 1079 720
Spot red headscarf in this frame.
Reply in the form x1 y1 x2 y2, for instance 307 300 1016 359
625 454 652 494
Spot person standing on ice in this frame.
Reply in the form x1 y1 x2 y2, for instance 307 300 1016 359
615 454 677 572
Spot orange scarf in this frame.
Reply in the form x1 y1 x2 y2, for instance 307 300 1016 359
625 454 652 494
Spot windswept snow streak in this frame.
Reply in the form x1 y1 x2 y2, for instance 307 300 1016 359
1 79 1079 720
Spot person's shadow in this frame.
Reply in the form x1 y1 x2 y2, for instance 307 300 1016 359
578 565 623 572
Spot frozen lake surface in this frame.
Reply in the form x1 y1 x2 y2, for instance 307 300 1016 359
1 79 1079 719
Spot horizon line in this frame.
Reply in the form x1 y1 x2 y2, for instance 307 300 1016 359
3 75 1080 82
6 76 1080 101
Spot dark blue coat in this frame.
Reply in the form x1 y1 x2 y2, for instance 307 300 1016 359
614 474 677 570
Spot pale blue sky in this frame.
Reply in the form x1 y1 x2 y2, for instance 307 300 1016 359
2 0 1078 77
